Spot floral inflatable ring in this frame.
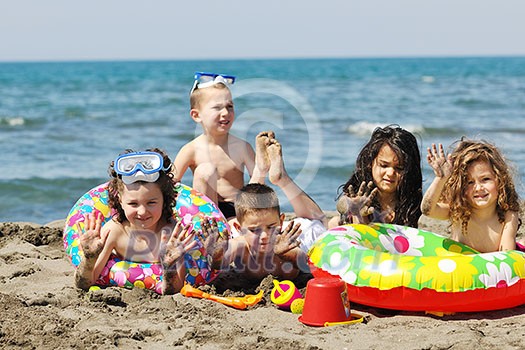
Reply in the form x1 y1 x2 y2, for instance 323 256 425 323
63 182 229 294
308 223 525 312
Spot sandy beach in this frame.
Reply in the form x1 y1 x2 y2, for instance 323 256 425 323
1 215 525 350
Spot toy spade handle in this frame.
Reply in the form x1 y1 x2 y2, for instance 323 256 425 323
181 284 206 298
273 279 286 295
180 283 254 310
207 295 247 310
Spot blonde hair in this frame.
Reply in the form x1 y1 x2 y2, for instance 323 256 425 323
442 138 521 235
190 83 229 109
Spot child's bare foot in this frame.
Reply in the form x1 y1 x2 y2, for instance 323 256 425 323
268 138 287 185
255 131 274 175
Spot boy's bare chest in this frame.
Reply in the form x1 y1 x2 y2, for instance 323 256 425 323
196 144 244 171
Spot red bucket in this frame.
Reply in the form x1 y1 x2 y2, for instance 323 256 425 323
299 277 352 327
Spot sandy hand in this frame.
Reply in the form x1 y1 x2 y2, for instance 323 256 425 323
338 181 378 224
200 217 229 261
160 222 198 272
274 221 302 256
78 212 108 259
427 143 452 178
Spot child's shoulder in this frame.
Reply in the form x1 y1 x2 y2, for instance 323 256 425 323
102 219 126 239
182 135 205 148
177 137 203 156
103 218 119 230
505 210 520 224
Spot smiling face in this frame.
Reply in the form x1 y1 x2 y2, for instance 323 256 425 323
239 210 283 255
119 182 164 231
464 159 499 210
372 144 403 195
191 86 234 135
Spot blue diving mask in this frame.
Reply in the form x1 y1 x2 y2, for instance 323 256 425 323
114 151 171 185
190 72 236 95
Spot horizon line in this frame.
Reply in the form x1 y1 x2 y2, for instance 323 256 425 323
1 53 525 64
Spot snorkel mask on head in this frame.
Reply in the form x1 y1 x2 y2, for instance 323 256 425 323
114 151 171 185
190 72 236 95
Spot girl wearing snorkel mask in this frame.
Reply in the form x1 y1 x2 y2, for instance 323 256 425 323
74 148 204 294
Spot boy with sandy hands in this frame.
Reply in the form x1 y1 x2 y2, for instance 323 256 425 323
203 133 326 280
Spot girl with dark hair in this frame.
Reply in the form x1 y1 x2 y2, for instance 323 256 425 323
328 125 423 228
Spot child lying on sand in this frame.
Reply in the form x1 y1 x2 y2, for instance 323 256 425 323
205 132 326 280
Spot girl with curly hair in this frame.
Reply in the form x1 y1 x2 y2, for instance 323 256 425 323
329 125 423 228
422 139 521 253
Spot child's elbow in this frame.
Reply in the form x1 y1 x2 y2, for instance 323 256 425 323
74 271 93 291
420 202 433 216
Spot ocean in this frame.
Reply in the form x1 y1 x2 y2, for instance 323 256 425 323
1 57 524 224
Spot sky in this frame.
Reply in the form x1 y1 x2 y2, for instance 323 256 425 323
1 0 524 62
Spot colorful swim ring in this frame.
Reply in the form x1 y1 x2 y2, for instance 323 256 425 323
308 223 525 312
63 182 229 294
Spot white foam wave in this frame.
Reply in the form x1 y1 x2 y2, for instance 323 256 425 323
421 75 435 83
347 121 425 136
1 116 26 126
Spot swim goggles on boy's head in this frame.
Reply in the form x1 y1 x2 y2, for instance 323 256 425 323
114 151 171 185
190 72 236 95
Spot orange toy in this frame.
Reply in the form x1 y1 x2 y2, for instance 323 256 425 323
180 284 264 310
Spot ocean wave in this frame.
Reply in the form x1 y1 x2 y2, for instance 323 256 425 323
347 121 427 136
0 116 25 126
453 98 504 109
421 75 435 83
0 116 49 129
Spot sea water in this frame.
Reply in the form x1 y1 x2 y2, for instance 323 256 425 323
1 57 524 223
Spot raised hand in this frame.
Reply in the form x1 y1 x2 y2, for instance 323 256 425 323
427 143 452 178
78 212 108 259
337 181 378 224
273 221 302 256
200 218 229 261
159 222 198 272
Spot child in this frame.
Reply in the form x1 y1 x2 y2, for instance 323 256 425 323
74 148 202 294
329 125 423 228
210 133 326 280
173 72 255 220
422 139 521 253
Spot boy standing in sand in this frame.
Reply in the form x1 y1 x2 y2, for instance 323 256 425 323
206 133 326 280
173 72 255 220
